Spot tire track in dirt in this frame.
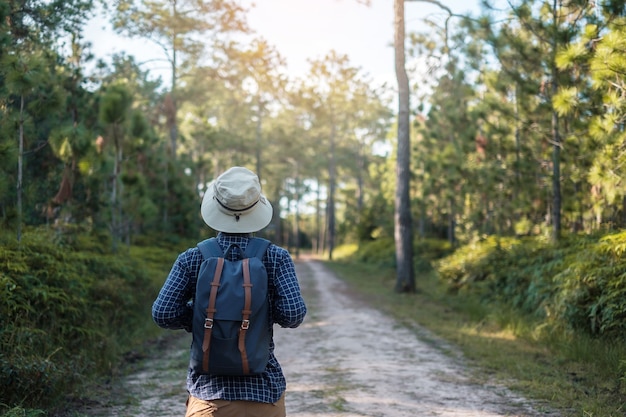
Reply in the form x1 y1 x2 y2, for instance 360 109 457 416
82 258 556 416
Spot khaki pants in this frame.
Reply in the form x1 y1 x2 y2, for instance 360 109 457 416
185 393 286 417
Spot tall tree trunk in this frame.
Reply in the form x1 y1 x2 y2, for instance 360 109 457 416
162 144 169 228
284 178 291 249
293 163 300 259
168 47 178 157
327 122 337 260
315 180 322 254
357 140 364 213
169 1 179 157
256 95 263 179
111 128 122 252
551 0 561 242
271 194 282 245
17 94 24 243
551 109 561 241
514 85 521 187
394 0 415 293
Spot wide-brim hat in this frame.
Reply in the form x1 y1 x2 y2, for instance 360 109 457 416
201 167 273 233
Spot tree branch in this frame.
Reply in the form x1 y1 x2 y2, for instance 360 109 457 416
405 0 454 17
404 0 471 55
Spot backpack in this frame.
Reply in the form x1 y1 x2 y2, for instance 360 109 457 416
190 237 271 376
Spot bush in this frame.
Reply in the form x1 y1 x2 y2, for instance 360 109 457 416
350 237 452 273
551 232 626 336
436 232 626 338
0 229 166 410
353 237 395 267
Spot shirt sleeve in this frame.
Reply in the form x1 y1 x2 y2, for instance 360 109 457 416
152 249 195 331
270 247 307 328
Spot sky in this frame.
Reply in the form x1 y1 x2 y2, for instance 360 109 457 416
83 0 494 87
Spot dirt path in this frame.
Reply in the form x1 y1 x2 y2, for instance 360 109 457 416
84 259 556 416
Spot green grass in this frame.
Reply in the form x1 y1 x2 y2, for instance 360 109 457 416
323 258 626 417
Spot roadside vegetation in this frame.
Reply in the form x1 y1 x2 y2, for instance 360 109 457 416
0 229 187 417
4 228 625 416
327 233 626 417
4 0 626 416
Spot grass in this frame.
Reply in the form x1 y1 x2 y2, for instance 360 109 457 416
323 257 626 417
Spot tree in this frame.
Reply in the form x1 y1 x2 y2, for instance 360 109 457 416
234 39 287 179
501 0 594 241
394 0 415 292
111 0 250 231
112 0 249 157
1 51 64 242
0 0 93 239
99 82 133 251
301 52 373 259
2 53 44 242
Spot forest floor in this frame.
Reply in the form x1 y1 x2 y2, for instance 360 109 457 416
80 258 559 417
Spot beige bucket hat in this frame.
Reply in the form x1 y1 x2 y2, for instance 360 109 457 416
201 167 273 233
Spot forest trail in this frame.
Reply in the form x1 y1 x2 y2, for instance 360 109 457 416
83 259 557 417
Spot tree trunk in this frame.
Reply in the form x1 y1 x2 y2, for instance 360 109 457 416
327 123 337 260
316 180 323 254
293 163 300 259
394 0 415 293
551 110 561 242
162 143 169 228
256 95 263 179
168 57 178 158
169 1 179 157
111 127 121 252
17 94 24 243
357 141 364 213
550 0 561 242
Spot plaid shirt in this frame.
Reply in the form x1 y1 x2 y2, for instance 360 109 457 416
152 233 307 403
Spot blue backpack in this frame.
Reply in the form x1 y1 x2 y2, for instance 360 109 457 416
190 237 271 376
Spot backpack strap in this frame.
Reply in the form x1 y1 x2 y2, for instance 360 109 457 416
238 237 270 374
244 237 271 260
197 237 223 259
239 257 252 374
196 238 225 373
202 256 223 373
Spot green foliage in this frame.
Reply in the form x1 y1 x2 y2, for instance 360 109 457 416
351 237 453 273
0 229 165 410
99 83 133 125
552 86 579 116
552 232 626 336
436 232 626 339
352 237 395 268
3 56 40 94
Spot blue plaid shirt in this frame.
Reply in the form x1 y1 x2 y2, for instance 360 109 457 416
152 233 307 403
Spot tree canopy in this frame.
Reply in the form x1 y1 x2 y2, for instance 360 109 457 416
2 0 626 258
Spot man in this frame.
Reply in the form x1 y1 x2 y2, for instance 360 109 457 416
152 166 307 417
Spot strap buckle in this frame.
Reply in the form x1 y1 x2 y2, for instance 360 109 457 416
204 318 214 329
241 320 250 330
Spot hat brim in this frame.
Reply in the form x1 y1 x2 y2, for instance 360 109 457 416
201 181 273 233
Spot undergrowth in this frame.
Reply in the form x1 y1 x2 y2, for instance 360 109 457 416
0 228 183 415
